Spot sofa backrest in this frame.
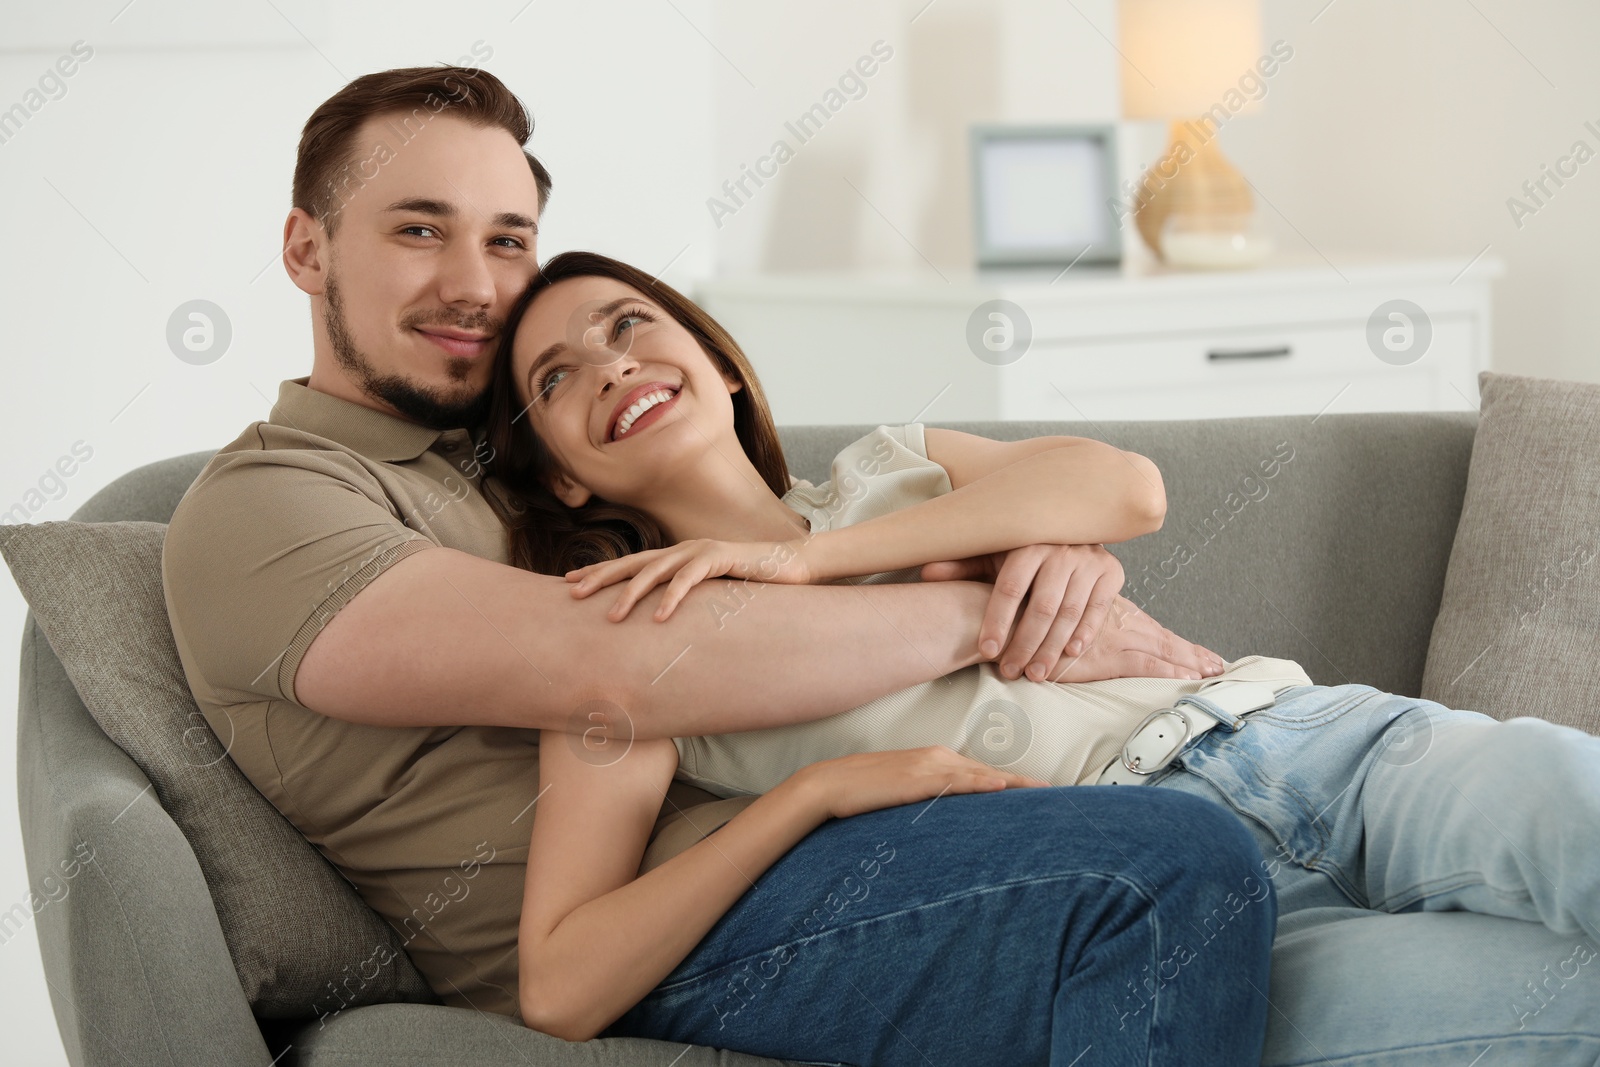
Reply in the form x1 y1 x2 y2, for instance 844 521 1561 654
74 410 1478 698
780 413 1479 697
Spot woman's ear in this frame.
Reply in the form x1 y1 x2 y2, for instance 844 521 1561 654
547 468 593 509
722 369 744 395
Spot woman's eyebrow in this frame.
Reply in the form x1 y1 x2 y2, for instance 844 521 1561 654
526 296 648 390
527 342 567 393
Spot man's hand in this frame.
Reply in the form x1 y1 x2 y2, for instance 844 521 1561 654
921 544 1124 680
920 545 1225 682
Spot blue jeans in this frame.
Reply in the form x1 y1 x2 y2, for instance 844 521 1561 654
1147 683 1600 1064
602 785 1277 1066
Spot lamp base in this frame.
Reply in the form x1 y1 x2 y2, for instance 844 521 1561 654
1133 119 1267 268
1161 219 1276 269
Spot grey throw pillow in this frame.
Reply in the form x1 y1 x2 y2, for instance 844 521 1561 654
1421 371 1600 733
0 519 439 1017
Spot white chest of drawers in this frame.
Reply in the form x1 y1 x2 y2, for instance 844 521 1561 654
694 254 1502 425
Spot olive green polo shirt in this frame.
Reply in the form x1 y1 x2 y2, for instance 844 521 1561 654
161 376 753 1021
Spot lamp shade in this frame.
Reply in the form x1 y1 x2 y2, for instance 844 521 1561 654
1119 0 1263 118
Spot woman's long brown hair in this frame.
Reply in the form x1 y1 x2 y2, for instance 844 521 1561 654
481 251 794 575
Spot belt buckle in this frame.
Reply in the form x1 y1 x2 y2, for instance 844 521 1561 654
1119 706 1193 777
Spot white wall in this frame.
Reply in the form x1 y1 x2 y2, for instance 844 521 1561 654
708 0 1122 275
0 2 714 1061
1226 0 1600 387
2 0 1597 1061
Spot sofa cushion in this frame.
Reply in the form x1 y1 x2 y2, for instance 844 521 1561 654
0 519 438 1017
1421 371 1600 732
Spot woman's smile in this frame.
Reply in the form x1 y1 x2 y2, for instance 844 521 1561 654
608 383 682 442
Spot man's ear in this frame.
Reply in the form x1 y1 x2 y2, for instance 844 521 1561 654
547 468 593 509
283 207 330 297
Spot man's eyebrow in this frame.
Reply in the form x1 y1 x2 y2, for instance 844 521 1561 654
526 296 650 393
383 197 538 233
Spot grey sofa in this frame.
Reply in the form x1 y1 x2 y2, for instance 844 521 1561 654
19 410 1506 1065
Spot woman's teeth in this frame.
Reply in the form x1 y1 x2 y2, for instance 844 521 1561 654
614 388 676 440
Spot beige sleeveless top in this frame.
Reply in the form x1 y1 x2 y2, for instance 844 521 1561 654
671 423 1312 795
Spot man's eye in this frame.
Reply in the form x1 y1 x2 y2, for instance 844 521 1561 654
401 225 438 238
492 236 527 249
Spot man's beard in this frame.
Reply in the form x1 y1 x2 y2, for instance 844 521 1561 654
322 270 495 432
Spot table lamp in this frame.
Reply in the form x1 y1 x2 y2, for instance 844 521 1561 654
1118 0 1275 268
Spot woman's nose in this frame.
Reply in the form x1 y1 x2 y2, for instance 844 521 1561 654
597 361 638 396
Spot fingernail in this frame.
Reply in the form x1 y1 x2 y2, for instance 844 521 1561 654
981 640 999 658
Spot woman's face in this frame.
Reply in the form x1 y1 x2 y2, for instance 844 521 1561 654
508 274 745 508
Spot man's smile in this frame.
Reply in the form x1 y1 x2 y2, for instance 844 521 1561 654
414 326 495 358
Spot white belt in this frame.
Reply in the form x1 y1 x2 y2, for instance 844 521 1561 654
1095 680 1290 786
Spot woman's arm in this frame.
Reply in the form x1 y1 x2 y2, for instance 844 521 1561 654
797 428 1166 585
518 731 828 1042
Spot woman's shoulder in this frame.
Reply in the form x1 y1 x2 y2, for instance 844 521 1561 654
786 423 927 491
780 423 949 533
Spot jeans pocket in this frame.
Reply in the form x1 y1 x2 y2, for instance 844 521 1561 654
1172 684 1401 901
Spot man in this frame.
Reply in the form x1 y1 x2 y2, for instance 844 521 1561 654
162 62 1260 1062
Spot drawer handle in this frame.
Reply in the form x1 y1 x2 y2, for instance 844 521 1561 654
1207 345 1292 361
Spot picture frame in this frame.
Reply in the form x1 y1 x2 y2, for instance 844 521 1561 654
969 123 1122 269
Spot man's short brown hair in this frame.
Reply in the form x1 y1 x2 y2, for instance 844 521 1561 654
293 65 553 236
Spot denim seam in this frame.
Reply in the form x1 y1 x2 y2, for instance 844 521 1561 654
1265 1031 1600 1067
1249 686 1382 729
644 870 1156 996
1194 743 1333 857
1168 743 1373 907
1371 869 1535 915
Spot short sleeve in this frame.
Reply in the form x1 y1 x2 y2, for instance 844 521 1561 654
780 423 953 549
162 447 434 707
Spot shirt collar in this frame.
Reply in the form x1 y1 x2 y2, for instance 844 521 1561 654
270 376 474 462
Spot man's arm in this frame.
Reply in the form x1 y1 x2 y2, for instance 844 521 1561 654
294 545 996 740
168 448 1213 739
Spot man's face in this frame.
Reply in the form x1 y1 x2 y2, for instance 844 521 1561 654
314 111 542 430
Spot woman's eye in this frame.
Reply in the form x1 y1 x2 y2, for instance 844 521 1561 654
614 312 648 338
538 367 570 398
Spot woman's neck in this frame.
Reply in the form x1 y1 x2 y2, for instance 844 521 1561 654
632 452 810 545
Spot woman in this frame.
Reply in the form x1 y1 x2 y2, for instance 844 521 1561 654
481 252 1600 1058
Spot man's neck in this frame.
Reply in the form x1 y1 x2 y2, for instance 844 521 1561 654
305 365 410 422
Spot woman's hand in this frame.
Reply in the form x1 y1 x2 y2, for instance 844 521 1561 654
566 539 812 621
785 746 1051 822
920 544 1139 680
1043 596 1226 683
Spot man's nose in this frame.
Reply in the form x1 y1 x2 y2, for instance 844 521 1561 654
437 242 497 308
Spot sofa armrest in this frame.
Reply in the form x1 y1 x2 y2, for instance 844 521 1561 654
17 614 272 1067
